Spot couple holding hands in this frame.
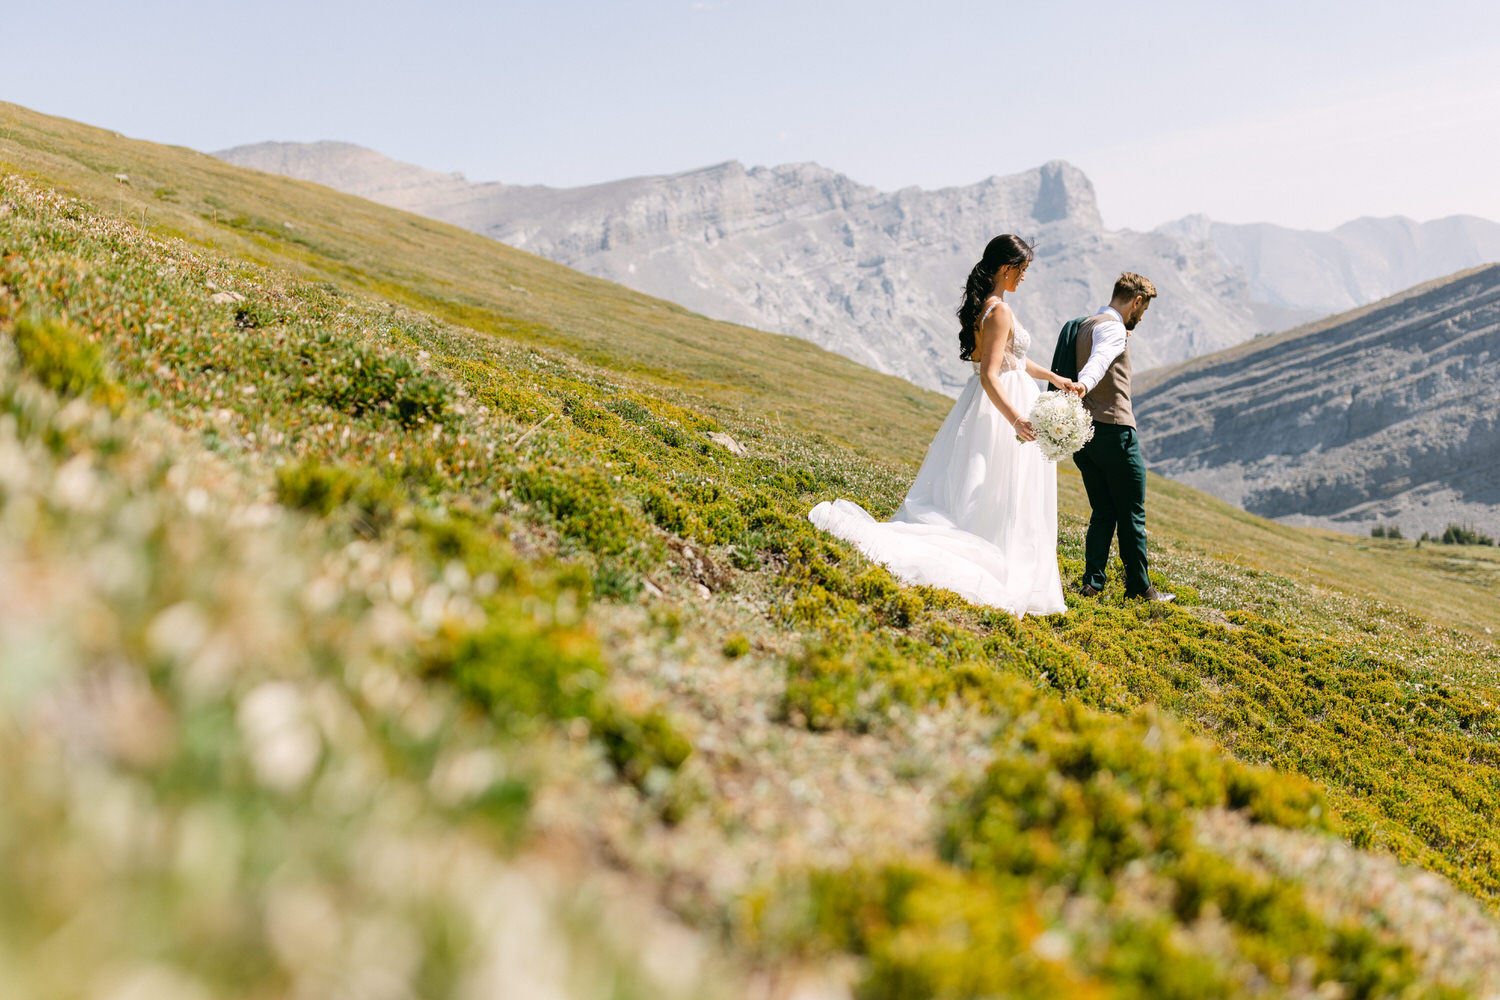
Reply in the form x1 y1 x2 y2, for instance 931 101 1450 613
811 234 1173 617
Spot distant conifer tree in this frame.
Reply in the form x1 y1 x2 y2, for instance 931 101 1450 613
1441 524 1496 546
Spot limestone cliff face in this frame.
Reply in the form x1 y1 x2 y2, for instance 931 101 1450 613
1135 265 1500 538
218 143 1279 395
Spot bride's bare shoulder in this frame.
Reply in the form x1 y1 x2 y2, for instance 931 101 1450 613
974 298 1013 365
980 298 1014 341
981 296 1013 325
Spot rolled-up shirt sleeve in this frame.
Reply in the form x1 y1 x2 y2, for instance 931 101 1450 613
1077 319 1128 392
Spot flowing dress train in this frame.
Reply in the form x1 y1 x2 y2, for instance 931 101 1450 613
808 319 1066 617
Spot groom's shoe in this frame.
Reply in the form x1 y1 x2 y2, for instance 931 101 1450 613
1137 586 1175 603
1078 583 1102 597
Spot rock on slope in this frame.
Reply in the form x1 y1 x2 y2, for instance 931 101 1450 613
217 142 1287 395
1135 264 1500 538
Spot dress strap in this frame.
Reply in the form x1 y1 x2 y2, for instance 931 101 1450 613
978 299 1018 371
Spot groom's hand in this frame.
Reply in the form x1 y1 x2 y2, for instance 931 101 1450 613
1063 380 1086 396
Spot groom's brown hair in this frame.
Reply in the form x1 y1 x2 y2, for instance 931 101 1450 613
1112 272 1157 302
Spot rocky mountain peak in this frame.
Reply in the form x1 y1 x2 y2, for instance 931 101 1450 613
1030 160 1100 228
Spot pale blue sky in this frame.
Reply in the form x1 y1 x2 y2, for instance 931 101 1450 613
7 0 1500 230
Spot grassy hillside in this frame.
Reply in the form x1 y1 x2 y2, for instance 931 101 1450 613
0 101 950 460
4 103 1500 998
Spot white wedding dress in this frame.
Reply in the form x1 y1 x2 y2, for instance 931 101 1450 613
808 314 1066 617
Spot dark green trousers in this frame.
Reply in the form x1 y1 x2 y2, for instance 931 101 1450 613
1073 423 1151 595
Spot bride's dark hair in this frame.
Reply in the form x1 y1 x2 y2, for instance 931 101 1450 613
957 234 1036 361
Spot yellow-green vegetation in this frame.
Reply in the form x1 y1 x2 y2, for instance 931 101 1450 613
755 708 1440 999
3 103 1500 998
0 100 946 460
9 313 121 406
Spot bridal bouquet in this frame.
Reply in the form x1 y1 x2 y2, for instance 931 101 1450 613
1026 391 1094 462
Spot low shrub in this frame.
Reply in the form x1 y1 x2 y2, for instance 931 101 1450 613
275 457 401 532
8 314 122 407
944 706 1327 890
755 863 1092 1000
592 701 693 788
511 463 646 558
299 340 451 426
428 609 694 796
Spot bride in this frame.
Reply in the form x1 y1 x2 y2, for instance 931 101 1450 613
809 234 1080 617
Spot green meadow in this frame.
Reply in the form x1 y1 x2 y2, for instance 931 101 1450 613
3 101 1499 998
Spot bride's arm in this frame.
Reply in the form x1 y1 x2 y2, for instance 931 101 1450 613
977 304 1037 441
1026 358 1086 392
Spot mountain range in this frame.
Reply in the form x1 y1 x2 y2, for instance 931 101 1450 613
217 141 1500 397
1136 264 1500 537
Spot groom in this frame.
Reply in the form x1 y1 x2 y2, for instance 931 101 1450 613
1065 272 1174 602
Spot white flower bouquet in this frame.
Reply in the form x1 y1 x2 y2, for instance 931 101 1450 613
1027 391 1094 462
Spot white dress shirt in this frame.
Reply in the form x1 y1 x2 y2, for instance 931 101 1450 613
1077 306 1128 392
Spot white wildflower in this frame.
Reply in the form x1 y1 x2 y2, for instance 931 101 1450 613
54 453 102 511
430 748 504 806
237 682 321 792
301 573 343 615
459 869 571 1000
146 602 210 664
184 487 209 515
346 915 423 1000
1031 928 1072 962
94 963 210 1000
264 881 343 974
443 560 471 593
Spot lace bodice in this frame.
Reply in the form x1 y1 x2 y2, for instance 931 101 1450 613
972 302 1030 374
1007 323 1031 370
